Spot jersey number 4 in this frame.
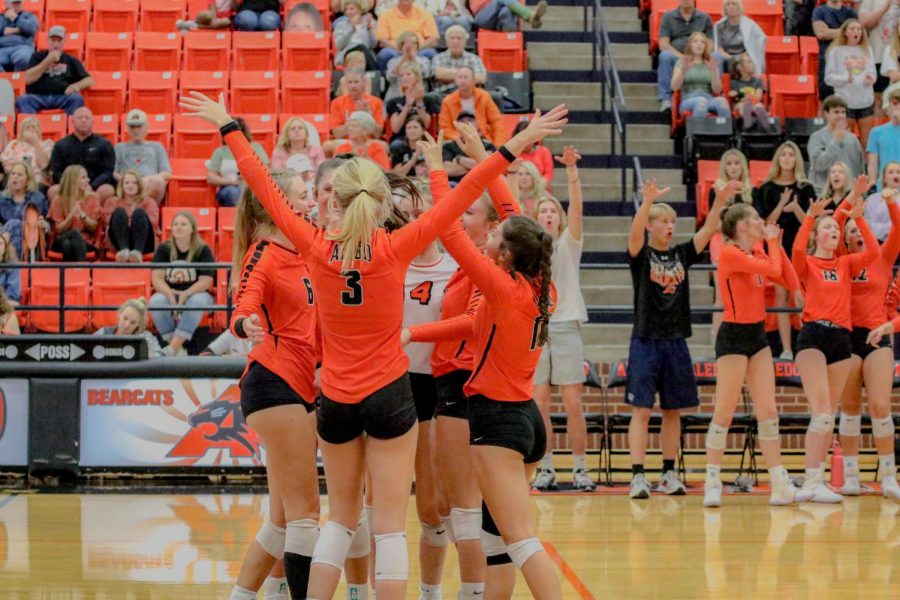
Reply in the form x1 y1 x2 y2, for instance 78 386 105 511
341 270 363 305
409 281 434 305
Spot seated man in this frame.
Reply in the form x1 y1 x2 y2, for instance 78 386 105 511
375 0 439 72
0 0 38 72
115 109 172 205
16 25 92 115
442 111 496 183
438 66 505 147
329 68 385 139
430 25 487 97
48 106 115 204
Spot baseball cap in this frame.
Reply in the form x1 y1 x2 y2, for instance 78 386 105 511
48 25 66 39
126 109 148 127
457 111 477 121
286 153 313 174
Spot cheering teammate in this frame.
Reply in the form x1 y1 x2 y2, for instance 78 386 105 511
792 195 878 503
703 200 800 508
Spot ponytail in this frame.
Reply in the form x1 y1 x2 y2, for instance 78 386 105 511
500 215 554 346
535 229 553 346
327 157 391 271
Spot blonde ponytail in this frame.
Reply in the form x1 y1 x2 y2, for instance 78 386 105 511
327 157 391 271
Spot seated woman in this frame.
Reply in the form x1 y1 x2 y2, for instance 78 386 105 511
729 52 772 131
712 0 766 74
385 62 439 152
333 0 378 68
0 116 54 190
390 115 427 176
93 298 164 358
0 232 20 306
206 116 269 207
514 159 553 215
384 31 433 102
0 161 48 257
0 288 20 335
48 165 101 262
149 211 216 357
672 32 731 118
333 111 391 169
271 117 326 174
103 170 159 262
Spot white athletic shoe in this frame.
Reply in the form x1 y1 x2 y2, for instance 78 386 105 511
572 468 596 491
882 477 900 503
770 481 799 506
531 467 558 491
703 479 723 508
629 473 652 499
799 482 844 504
657 470 687 495
841 475 862 496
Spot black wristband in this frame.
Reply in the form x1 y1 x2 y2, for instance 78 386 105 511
219 120 240 137
498 145 516 162
234 317 247 339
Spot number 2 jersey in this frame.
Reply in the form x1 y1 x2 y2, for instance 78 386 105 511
403 254 458 374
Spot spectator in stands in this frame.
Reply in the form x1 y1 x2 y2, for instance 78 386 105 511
472 0 546 32
330 67 385 139
200 329 253 356
672 32 731 118
1 116 52 188
513 159 552 215
390 115 426 175
103 170 158 263
825 19 877 147
712 0 766 74
864 161 900 240
48 107 116 204
375 0 439 72
271 117 325 174
822 161 853 205
384 31 433 102
441 111 496 183
386 62 439 150
0 161 46 256
813 0 859 99
881 18 900 83
657 0 714 112
176 1 234 30
511 119 554 185
430 25 486 97
333 111 391 169
206 116 269 207
333 0 377 68
422 0 473 35
284 1 325 31
860 0 900 103
0 232 19 305
115 109 171 206
438 66 505 146
867 87 900 188
149 211 216 357
336 51 377 96
48 164 101 261
728 53 772 131
753 141 815 358
0 0 38 72
234 0 282 31
16 26 92 115
94 298 163 358
0 287 19 335
808 95 866 195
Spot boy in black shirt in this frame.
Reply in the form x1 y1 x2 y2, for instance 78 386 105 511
625 179 734 499
16 26 93 115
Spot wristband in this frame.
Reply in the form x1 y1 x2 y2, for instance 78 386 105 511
234 317 247 339
219 120 241 137
498 145 516 162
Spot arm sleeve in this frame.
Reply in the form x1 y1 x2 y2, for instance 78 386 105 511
792 215 815 281
224 129 316 255
438 101 455 139
90 141 116 189
847 217 881 275
429 169 452 204
71 57 90 82
720 241 782 278
49 143 64 184
16 12 38 36
157 144 171 174
824 49 850 87
485 174 520 220
771 245 801 291
230 253 269 335
879 201 900 264
409 288 482 342
833 198 852 254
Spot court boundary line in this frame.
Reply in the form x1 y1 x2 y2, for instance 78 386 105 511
543 541 595 599
0 494 18 512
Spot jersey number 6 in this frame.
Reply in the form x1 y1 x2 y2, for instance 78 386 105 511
341 270 363 305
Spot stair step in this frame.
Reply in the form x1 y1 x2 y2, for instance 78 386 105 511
583 230 695 252
526 42 595 70
582 323 713 346
533 81 603 111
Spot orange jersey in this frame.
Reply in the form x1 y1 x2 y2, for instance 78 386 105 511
717 241 799 323
231 240 318 403
226 130 512 403
792 215 879 330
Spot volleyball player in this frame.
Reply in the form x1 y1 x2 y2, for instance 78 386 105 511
703 201 800 508
180 91 567 600
864 313 900 502
227 170 321 600
791 195 879 503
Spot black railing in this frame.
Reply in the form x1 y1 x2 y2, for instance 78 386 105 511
593 0 628 203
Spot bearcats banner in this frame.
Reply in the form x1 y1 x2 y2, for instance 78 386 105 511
0 379 28 466
80 379 265 467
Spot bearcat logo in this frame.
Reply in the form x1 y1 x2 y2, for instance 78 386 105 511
167 384 261 459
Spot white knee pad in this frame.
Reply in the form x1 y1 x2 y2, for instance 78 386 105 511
441 513 456 544
450 507 482 542
705 423 728 450
374 532 409 581
808 413 835 435
285 519 319 556
479 530 510 563
255 520 286 558
839 413 862 437
758 417 780 442
872 415 895 438
347 511 371 559
506 537 544 570
310 521 354 570
420 521 450 547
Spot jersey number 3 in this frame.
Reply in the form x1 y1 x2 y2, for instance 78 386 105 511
409 281 434 305
341 270 363 305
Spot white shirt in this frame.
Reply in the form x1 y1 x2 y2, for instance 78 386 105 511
549 228 588 323
861 0 900 64
403 253 458 374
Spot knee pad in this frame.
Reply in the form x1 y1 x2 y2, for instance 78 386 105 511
450 507 482 542
506 537 544 570
758 417 780 442
479 530 511 565
839 413 862 437
420 521 450 547
705 423 728 450
347 511 370 559
255 520 286 558
872 415 895 438
374 532 409 580
808 413 835 435
310 521 354 570
285 519 319 556
441 514 456 545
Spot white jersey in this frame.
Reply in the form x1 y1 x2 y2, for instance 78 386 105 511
403 253 458 374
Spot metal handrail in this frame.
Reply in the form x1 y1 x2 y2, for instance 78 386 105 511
593 0 628 202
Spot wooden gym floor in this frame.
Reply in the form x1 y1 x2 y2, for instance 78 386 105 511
0 490 898 599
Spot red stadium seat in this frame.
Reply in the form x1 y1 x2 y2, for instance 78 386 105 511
45 0 91 34
765 36 800 75
744 0 783 35
169 158 216 206
179 70 230 104
173 114 221 159
183 30 232 72
233 31 280 71
162 206 216 248
241 114 277 157
84 32 134 73
72 113 118 145
36 31 83 61
230 71 280 114
281 71 331 114
768 74 818 119
695 0 722 21
140 0 187 32
282 31 331 71
500 113 530 141
134 32 182 72
217 206 237 261
0 72 26 97
19 112 67 141
749 160 772 186
82 71 127 115
280 113 330 142
695 159 718 223
477 31 525 72
799 36 819 77
90 268 151 330
20 0 44 20
128 71 179 114
121 112 173 152
93 0 139 33
30 267 90 333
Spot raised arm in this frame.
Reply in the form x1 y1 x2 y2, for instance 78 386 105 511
720 226 782 278
555 146 582 241
408 289 482 343
879 189 900 263
695 180 742 253
453 119 520 220
629 179 671 257
847 216 880 275
231 246 271 341
792 214 816 281
771 245 801 291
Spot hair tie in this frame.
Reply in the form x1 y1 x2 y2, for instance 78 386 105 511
356 189 371 197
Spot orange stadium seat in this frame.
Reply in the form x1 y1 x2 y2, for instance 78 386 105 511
169 158 216 206
173 114 221 159
695 0 721 21
121 112 173 152
283 31 331 71
280 113 330 141
20 0 44 19
241 114 277 156
695 159 718 223
768 74 818 119
93 0 139 33
134 32 182 71
179 70 230 104
20 112 67 141
82 71 127 115
45 0 91 34
162 206 216 248
90 268 151 330
799 36 819 76
233 31 280 71
230 71 280 114
73 113 118 144
140 0 187 33
749 160 772 186
0 72 26 97
30 267 90 333
84 32 134 72
183 30 232 71
765 36 800 75
280 71 331 114
128 71 179 114
217 206 237 262
744 0 783 35
477 31 525 72
37 31 83 60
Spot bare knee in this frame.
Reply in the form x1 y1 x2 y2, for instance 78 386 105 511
630 407 651 424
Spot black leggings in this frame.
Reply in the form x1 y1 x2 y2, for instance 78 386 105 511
107 207 155 254
51 229 92 261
